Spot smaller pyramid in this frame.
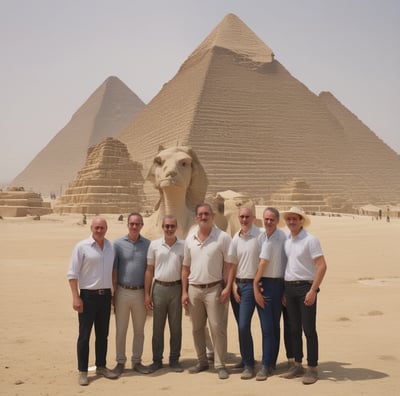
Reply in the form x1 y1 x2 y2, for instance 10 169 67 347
0 187 52 217
54 138 144 214
11 76 145 196
269 179 329 213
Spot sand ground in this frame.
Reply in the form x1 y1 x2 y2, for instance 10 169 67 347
0 213 399 395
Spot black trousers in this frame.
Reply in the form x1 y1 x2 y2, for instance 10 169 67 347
285 282 319 367
77 290 111 372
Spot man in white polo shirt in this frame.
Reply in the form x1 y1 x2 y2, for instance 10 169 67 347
144 215 185 373
281 207 327 385
182 203 235 380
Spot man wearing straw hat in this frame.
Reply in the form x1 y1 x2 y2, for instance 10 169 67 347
280 207 327 385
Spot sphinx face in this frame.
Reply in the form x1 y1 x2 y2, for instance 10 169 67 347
153 149 193 190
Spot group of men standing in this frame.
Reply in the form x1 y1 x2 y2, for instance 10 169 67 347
67 203 327 386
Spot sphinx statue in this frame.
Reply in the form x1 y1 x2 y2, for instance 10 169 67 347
141 146 208 239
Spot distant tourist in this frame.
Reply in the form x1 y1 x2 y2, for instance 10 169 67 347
67 216 118 386
281 207 327 385
144 215 185 373
112 212 151 376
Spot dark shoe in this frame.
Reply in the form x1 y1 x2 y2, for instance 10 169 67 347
281 363 305 379
112 363 125 376
256 365 269 381
188 363 209 374
78 371 89 386
240 366 255 380
169 361 184 372
133 363 151 374
96 366 118 379
233 360 244 369
148 361 163 373
302 367 318 385
217 367 229 380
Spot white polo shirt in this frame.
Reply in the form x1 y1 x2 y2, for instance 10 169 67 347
183 225 232 284
228 224 262 279
284 228 323 281
147 237 184 282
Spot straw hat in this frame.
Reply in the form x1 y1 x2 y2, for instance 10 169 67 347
280 206 311 228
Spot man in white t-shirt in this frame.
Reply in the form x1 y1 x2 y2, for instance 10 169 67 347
144 215 185 373
182 203 235 380
281 207 327 385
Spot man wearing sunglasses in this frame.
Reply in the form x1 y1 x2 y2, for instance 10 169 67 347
144 215 185 373
112 212 151 376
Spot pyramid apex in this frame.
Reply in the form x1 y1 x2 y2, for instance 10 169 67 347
190 13 274 64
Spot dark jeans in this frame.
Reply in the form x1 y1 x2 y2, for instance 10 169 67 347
256 278 284 367
77 290 112 372
230 282 256 367
151 283 182 363
282 305 294 359
285 282 318 367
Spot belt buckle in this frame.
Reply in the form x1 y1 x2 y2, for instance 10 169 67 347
98 289 105 295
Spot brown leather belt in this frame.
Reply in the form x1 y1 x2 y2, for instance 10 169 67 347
155 279 182 286
236 278 254 283
190 280 222 289
81 289 111 295
118 284 144 290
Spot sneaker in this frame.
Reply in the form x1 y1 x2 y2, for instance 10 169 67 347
281 363 305 379
256 365 269 381
148 361 163 373
188 363 209 374
96 366 118 379
169 361 184 373
112 363 125 376
78 371 89 386
240 366 255 380
133 363 151 374
302 367 318 385
217 367 229 380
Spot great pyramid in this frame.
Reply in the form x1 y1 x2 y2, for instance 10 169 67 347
118 13 400 209
11 76 145 196
54 137 145 214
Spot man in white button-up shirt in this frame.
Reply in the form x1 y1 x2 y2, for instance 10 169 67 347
67 216 117 386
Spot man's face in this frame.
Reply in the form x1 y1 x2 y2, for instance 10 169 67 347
127 215 143 239
238 208 254 234
263 210 278 234
196 205 214 228
285 214 303 235
162 218 177 238
91 219 107 240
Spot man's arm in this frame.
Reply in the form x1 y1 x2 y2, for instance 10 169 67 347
181 265 190 308
144 264 154 310
304 255 327 306
253 258 268 308
68 279 83 313
220 261 235 304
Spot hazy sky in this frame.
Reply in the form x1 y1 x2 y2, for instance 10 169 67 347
1 0 399 183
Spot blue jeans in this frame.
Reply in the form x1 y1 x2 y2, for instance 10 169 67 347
284 282 318 367
230 282 256 367
77 289 112 371
151 282 182 363
256 278 284 367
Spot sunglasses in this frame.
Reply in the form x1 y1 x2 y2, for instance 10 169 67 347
239 215 251 219
163 224 177 229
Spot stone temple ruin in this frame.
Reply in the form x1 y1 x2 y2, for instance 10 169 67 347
54 138 145 214
0 187 52 217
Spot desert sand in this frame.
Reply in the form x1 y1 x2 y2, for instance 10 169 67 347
1 213 399 395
